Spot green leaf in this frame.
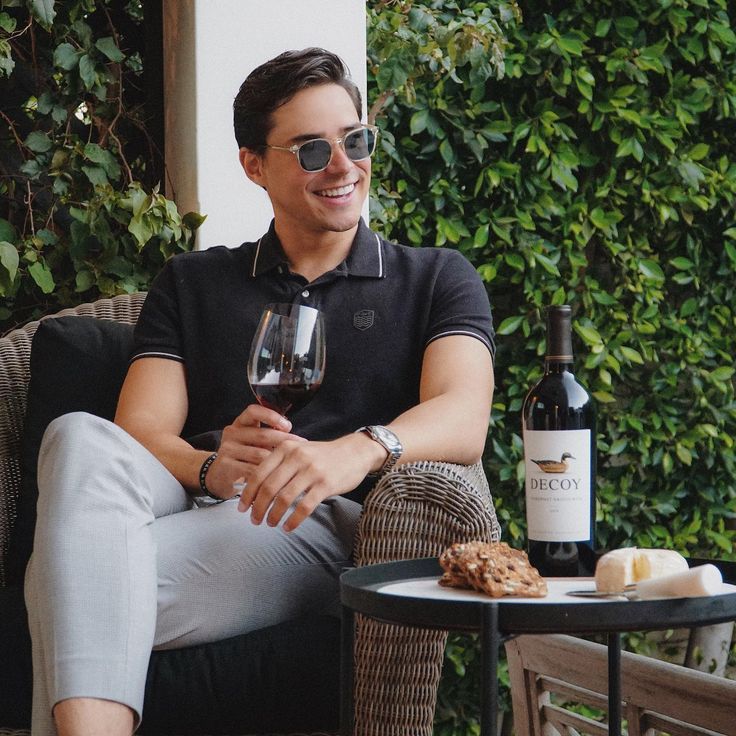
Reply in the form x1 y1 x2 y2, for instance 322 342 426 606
30 0 56 29
53 42 79 70
532 251 560 276
439 139 454 166
576 325 603 344
556 35 584 56
0 12 17 32
688 143 710 161
0 241 19 283
610 438 628 455
620 346 644 364
0 217 16 243
24 131 53 153
375 55 410 92
710 367 735 382
95 36 125 63
504 252 525 271
497 315 525 335
79 54 97 89
128 214 153 248
83 143 121 179
680 298 698 317
594 19 611 37
670 257 693 270
592 291 617 306
473 223 489 248
81 165 109 187
410 109 430 136
675 444 693 466
182 211 207 230
638 259 665 282
75 269 95 292
677 161 705 189
28 261 55 294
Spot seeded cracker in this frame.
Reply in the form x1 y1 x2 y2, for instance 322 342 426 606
439 541 548 598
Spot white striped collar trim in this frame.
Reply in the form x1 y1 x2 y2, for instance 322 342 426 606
251 235 263 278
129 351 184 363
427 330 495 356
374 232 384 278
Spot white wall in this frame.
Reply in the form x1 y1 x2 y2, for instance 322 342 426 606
163 0 367 249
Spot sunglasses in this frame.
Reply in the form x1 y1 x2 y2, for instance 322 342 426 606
266 124 379 173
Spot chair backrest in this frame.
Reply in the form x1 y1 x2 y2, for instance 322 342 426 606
0 293 147 587
505 633 736 736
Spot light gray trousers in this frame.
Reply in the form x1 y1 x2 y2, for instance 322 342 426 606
24 412 361 734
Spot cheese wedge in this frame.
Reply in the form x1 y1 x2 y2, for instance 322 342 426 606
595 547 688 593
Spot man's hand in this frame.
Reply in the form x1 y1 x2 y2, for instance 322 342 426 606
205 404 305 500
237 431 386 532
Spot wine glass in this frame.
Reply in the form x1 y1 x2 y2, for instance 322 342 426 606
247 303 325 416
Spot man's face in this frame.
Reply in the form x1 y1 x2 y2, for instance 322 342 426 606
241 83 370 240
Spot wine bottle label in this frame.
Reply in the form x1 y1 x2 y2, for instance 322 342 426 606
523 428 592 542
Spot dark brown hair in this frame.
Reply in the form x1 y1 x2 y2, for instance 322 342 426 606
233 48 362 152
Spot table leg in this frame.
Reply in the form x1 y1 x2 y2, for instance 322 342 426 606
340 605 355 736
607 632 622 736
480 604 500 736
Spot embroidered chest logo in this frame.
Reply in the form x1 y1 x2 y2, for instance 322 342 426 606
353 309 375 331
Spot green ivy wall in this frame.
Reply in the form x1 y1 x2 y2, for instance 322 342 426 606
368 0 736 556
367 2 735 730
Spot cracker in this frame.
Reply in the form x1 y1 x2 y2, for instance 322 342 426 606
438 541 547 598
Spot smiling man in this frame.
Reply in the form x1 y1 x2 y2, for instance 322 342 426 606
24 49 495 735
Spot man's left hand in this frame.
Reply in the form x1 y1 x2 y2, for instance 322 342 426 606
237 432 385 531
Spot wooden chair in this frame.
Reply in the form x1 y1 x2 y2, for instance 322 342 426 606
505 633 736 736
0 293 501 736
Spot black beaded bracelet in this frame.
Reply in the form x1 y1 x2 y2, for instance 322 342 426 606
198 452 223 502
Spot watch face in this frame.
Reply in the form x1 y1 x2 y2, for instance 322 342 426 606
371 426 400 453
373 426 391 444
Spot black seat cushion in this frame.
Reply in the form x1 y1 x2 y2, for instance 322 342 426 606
8 317 134 586
3 315 340 733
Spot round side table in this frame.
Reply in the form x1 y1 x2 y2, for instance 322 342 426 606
340 557 736 736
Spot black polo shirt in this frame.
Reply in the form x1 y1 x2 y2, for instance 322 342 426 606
132 219 494 499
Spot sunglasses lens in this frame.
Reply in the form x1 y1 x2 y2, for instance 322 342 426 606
295 128 377 171
298 139 332 172
344 128 376 161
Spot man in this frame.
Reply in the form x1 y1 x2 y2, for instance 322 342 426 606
25 48 494 735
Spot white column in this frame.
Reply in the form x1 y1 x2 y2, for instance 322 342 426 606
163 0 367 249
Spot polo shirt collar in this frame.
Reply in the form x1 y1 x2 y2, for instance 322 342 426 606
250 218 384 279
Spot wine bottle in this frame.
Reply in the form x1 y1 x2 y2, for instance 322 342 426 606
522 305 597 577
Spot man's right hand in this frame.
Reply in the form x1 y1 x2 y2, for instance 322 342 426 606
205 404 305 500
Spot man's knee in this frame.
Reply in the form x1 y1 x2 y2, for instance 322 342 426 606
42 411 116 454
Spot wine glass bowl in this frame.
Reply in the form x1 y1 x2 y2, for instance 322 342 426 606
247 303 325 416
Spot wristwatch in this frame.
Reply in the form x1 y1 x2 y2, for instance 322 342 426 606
357 425 403 475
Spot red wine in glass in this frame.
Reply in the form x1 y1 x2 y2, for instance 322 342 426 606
247 303 325 416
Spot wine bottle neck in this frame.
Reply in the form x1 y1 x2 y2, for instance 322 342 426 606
544 358 574 373
546 306 574 366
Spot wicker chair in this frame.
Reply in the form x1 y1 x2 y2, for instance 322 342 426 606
0 293 501 736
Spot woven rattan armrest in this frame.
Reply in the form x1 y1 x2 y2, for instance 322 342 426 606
351 459 501 736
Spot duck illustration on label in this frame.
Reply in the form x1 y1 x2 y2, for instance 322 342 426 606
531 452 575 473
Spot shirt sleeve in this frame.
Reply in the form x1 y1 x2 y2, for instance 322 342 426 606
130 259 185 364
425 249 495 360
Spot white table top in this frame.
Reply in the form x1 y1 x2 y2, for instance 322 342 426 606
377 576 736 605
